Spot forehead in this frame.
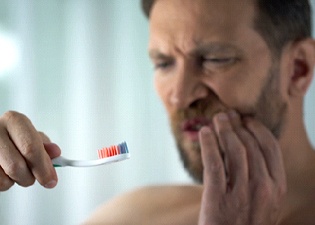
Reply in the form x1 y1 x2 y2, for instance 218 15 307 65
148 0 258 53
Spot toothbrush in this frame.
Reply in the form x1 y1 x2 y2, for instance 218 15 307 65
52 142 130 167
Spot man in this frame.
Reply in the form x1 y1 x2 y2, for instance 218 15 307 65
83 0 315 224
1 0 315 224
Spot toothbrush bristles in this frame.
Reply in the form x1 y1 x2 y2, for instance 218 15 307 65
97 142 129 159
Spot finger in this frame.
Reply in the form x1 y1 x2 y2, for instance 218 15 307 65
227 110 269 181
199 126 226 192
0 129 35 187
244 118 285 183
39 132 61 159
213 112 248 189
43 143 61 159
39 132 51 143
3 111 58 188
0 166 14 191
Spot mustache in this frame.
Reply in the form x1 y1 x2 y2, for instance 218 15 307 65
171 96 257 124
173 97 227 122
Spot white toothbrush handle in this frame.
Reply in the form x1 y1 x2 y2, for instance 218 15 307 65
52 153 130 167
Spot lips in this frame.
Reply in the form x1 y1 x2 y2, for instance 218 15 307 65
181 118 212 141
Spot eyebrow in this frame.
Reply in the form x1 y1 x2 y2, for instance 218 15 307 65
192 42 242 55
149 42 242 59
149 49 172 60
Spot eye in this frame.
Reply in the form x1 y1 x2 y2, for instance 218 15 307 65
153 60 174 70
201 56 239 71
203 57 236 64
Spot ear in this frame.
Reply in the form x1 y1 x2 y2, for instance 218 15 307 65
288 38 315 97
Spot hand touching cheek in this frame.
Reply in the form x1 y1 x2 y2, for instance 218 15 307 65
198 111 286 225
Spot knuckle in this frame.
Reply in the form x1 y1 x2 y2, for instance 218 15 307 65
242 135 259 149
2 111 25 123
204 162 224 183
207 161 224 173
20 141 38 159
5 161 25 179
1 111 32 131
234 189 248 208
252 181 273 201
38 132 51 143
278 182 287 197
4 161 36 187
234 145 246 154
218 128 231 138
0 178 14 191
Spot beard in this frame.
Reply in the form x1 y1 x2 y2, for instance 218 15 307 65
170 64 288 183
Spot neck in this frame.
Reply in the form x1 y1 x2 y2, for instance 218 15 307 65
277 102 315 222
279 102 315 192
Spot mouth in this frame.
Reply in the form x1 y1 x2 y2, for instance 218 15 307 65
181 118 213 141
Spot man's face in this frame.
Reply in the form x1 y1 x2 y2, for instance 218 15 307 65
148 0 287 182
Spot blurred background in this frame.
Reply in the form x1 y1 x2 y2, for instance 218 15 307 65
0 1 314 225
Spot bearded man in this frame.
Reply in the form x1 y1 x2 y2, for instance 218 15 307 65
1 0 315 225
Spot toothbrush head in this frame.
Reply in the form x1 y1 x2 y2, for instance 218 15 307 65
97 142 129 159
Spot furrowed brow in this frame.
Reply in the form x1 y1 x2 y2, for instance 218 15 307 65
192 43 241 55
149 49 171 60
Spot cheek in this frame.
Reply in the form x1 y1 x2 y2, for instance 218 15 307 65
215 43 273 109
208 69 266 109
154 75 172 110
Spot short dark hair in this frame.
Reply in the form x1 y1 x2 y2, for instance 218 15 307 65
141 0 312 57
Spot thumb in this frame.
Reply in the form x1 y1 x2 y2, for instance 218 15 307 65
43 143 62 159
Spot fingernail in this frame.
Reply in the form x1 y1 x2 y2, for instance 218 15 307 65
217 112 228 121
200 126 212 135
199 126 213 140
44 180 57 189
228 110 238 118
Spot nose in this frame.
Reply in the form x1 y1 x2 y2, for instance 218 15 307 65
170 64 208 109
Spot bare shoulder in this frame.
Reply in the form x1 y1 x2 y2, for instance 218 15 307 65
82 185 202 225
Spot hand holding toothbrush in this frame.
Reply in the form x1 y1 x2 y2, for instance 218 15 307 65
0 111 130 191
0 111 61 191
